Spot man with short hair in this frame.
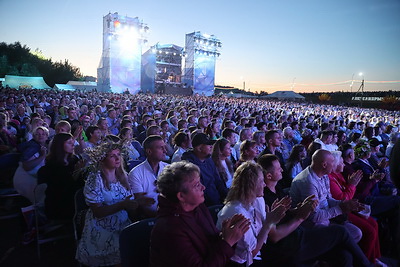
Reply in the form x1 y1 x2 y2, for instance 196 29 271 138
65 107 79 126
314 130 333 151
197 116 208 133
290 149 363 242
222 128 238 164
259 130 285 169
106 109 120 135
181 133 227 206
13 103 29 124
282 127 295 161
128 135 168 218
259 154 372 267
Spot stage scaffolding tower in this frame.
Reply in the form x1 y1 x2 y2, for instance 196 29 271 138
183 31 221 96
97 12 148 94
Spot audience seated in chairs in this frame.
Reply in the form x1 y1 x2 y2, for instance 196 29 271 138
150 161 249 267
217 161 288 266
259 153 374 266
76 141 154 267
13 126 49 204
37 133 84 221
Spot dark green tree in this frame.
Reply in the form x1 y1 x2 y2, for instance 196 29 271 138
0 41 82 87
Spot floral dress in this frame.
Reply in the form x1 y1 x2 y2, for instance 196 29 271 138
76 172 131 266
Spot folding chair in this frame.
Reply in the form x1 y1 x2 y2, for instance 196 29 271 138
0 153 24 220
73 188 88 245
33 184 72 259
120 218 156 267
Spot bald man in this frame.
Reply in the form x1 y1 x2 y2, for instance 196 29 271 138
290 149 363 242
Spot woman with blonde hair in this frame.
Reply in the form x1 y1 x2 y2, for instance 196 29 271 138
217 162 288 266
76 141 153 267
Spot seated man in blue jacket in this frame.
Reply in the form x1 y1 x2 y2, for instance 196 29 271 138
181 133 228 206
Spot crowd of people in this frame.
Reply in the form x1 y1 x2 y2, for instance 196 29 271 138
1 86 399 266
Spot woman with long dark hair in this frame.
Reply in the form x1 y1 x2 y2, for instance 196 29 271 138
38 133 84 220
212 138 234 188
285 144 306 181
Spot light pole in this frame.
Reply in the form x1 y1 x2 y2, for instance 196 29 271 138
350 73 354 93
356 72 365 107
291 77 296 91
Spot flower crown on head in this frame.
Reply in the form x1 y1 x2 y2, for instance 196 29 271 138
354 140 371 158
85 140 128 165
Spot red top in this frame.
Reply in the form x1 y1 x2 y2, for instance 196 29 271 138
328 172 356 201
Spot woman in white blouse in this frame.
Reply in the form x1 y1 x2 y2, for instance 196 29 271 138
217 162 289 266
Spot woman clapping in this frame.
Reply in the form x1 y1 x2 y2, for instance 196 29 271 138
217 162 289 266
150 161 250 267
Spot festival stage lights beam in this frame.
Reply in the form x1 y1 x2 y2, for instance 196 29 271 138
97 12 148 94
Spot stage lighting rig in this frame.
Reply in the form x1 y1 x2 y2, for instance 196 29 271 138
97 12 148 94
183 31 221 96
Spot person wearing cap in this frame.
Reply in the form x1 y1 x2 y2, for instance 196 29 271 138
181 133 228 206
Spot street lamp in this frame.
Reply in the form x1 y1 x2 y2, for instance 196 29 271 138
350 73 354 93
357 72 365 107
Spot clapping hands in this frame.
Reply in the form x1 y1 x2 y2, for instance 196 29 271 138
348 170 363 186
370 170 385 181
293 194 318 220
265 196 291 226
339 199 364 213
221 214 251 247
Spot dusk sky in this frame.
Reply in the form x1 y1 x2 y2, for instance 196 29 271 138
1 0 399 93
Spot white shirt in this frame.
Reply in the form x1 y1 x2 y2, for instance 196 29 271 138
313 138 330 151
128 159 168 212
171 147 186 163
217 198 266 266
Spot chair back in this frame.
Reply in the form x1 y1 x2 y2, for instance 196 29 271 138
120 218 156 267
73 188 88 242
0 153 21 188
208 204 224 224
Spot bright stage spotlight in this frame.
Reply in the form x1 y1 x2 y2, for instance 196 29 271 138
98 12 148 94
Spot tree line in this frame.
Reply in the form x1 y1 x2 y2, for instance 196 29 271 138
0 42 82 87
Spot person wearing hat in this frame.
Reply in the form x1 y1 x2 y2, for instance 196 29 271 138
181 133 228 206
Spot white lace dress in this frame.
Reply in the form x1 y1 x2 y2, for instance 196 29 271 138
76 172 131 266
